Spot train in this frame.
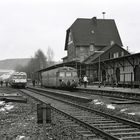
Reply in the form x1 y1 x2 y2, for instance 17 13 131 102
41 66 79 89
8 72 27 88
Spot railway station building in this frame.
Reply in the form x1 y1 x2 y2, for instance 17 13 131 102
63 17 124 63
38 16 140 87
62 16 140 86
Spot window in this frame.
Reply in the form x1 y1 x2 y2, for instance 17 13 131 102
80 55 85 61
13 75 18 79
68 32 73 45
113 52 119 58
72 72 77 77
59 72 65 77
66 72 71 77
80 46 84 52
121 51 124 56
108 53 111 59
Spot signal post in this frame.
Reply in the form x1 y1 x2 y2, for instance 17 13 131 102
37 103 51 140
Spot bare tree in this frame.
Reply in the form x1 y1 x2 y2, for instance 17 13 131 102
15 65 25 72
35 49 47 70
14 48 55 80
46 46 55 66
21 49 47 80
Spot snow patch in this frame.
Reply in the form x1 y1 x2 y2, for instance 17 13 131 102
0 103 14 112
5 104 14 110
16 135 25 140
0 101 5 106
0 108 5 111
15 135 30 140
128 112 135 115
120 108 128 112
106 104 115 110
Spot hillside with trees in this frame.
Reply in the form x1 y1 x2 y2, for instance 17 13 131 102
0 47 56 80
15 47 56 80
0 58 30 70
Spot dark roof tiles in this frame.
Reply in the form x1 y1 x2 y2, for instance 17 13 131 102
65 17 123 50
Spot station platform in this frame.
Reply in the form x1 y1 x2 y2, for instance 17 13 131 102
77 84 140 94
27 82 140 95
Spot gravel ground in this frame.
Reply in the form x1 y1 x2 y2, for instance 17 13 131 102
1 87 140 140
0 88 85 140
87 94 140 122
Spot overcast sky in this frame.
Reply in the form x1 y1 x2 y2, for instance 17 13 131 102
0 0 140 61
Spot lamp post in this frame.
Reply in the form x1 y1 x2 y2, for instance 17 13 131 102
94 51 104 88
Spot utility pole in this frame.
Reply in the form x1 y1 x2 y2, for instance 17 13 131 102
94 51 104 88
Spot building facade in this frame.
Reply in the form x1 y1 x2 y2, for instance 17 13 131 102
63 17 123 63
63 17 131 84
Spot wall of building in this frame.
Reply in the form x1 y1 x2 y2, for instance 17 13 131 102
76 45 90 62
100 45 129 62
67 43 75 61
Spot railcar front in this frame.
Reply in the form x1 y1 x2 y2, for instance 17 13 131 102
9 72 27 88
41 67 79 89
58 67 79 88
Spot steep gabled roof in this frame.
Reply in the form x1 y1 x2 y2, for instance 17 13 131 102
65 17 123 50
83 44 129 64
83 46 109 64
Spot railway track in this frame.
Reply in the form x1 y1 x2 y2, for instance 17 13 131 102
20 88 140 140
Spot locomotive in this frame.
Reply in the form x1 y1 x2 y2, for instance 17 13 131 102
41 66 79 89
8 72 27 88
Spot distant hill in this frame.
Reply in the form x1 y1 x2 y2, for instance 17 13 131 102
0 58 30 70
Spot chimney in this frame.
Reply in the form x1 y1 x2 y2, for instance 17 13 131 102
91 17 97 25
102 12 106 19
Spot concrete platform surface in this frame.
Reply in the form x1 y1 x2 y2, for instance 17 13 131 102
78 85 140 94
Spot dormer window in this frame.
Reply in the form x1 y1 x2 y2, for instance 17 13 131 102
68 32 73 45
110 40 115 46
91 30 94 34
121 51 124 56
113 52 119 58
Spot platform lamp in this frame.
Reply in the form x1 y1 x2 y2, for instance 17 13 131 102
94 51 104 88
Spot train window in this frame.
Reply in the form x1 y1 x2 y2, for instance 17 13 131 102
72 72 77 76
20 75 26 79
59 72 65 77
66 72 71 77
13 75 18 79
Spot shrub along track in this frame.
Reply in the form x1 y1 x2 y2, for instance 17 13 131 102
19 87 140 140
